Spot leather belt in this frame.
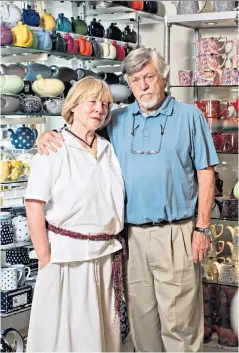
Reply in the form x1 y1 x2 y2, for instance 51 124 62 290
128 217 193 228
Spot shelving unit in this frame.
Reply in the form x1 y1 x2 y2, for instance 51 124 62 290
0 116 47 125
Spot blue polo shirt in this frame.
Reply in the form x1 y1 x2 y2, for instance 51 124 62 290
107 95 219 224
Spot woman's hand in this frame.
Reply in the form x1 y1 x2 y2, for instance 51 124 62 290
39 254 51 270
38 131 64 155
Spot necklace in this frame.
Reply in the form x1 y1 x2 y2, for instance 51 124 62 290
65 128 96 148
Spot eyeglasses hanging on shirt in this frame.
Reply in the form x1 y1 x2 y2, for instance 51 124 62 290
130 112 169 155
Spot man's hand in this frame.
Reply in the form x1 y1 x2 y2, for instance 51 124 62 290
192 230 211 264
37 131 64 155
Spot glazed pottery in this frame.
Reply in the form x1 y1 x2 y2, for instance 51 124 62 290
43 98 64 115
0 75 24 95
213 1 239 12
193 54 227 72
0 267 22 291
22 5 40 27
178 70 194 86
109 84 131 102
40 9 56 31
32 74 65 97
71 16 87 35
143 1 158 13
29 29 39 49
76 36 92 56
128 1 144 11
50 31 67 52
0 64 27 78
90 38 102 58
112 41 125 61
1 95 20 114
88 18 105 38
10 264 31 286
12 215 30 242
12 21 33 48
105 23 122 41
64 33 79 54
100 39 116 59
172 0 206 14
194 37 227 55
194 70 220 86
0 22 13 46
8 126 38 150
0 212 13 246
35 29 52 51
56 13 72 32
122 25 137 43
50 66 78 83
0 3 21 27
19 95 43 114
24 63 54 81
76 68 99 80
194 100 229 118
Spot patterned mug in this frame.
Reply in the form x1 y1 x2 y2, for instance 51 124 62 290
194 71 220 86
0 212 13 246
193 37 227 55
0 267 22 291
193 54 227 72
178 70 194 86
217 68 239 85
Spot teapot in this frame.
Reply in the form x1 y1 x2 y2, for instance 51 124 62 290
0 3 21 27
43 97 64 115
12 21 33 48
122 24 137 44
56 13 72 32
22 5 40 27
128 1 144 11
105 23 122 41
76 36 92 56
50 31 67 52
90 38 102 58
98 72 119 84
50 66 78 83
40 9 56 31
64 33 79 54
8 126 38 150
19 95 43 114
212 1 239 12
1 95 20 114
112 40 125 61
0 75 24 95
0 64 28 78
88 18 105 38
35 29 52 51
143 1 158 14
76 68 99 80
100 39 116 59
1 327 24 352
0 22 13 46
24 63 54 81
71 16 87 35
29 29 39 49
12 215 30 242
32 74 65 97
109 84 132 102
172 1 206 14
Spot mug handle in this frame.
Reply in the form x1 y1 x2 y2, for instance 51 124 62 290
19 162 30 177
17 269 23 285
218 54 227 69
215 224 224 238
216 240 225 255
25 266 31 279
218 36 227 52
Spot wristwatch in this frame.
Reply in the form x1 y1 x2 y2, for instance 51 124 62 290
195 226 211 237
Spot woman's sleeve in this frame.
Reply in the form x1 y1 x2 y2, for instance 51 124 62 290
25 153 56 204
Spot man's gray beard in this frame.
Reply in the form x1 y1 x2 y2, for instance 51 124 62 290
138 98 159 110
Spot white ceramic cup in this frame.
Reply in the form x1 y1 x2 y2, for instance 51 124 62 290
10 264 31 286
0 267 22 291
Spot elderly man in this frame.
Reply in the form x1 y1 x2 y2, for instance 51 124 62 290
37 48 219 352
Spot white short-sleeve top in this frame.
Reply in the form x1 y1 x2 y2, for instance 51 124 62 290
25 129 125 262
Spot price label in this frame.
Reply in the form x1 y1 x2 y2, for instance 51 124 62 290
13 293 28 308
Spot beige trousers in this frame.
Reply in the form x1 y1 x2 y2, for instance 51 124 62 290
125 218 204 352
27 255 120 352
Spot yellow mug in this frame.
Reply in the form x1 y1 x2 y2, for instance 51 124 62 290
0 160 12 182
9 160 30 181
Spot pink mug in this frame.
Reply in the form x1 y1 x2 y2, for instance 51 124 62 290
193 54 227 72
193 37 227 55
216 68 239 85
178 70 194 86
194 71 220 86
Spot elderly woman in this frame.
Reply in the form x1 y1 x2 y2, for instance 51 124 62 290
25 77 125 352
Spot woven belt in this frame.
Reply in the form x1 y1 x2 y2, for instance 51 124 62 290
46 222 126 319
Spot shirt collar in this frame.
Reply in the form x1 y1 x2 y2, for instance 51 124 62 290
132 94 175 117
62 129 109 158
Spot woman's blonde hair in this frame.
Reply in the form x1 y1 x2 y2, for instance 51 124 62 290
62 76 113 127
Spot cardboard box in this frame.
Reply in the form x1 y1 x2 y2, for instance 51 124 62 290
1 285 32 314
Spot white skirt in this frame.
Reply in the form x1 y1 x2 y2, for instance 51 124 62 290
26 255 120 352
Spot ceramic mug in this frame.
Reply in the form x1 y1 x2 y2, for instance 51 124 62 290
0 212 13 246
0 267 22 291
193 54 226 72
217 68 239 85
194 100 229 118
178 70 194 86
12 215 30 242
193 37 227 55
194 71 220 86
9 264 31 286
201 262 219 282
6 247 30 265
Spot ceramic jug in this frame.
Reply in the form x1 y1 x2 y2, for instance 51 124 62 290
212 1 239 12
71 16 88 35
0 64 28 78
35 29 52 51
32 74 65 97
8 126 38 150
50 66 78 83
0 75 24 95
0 22 13 46
64 33 79 54
24 63 54 81
12 215 30 242
40 9 56 31
22 5 40 27
193 54 227 72
1 328 24 352
19 95 43 114
194 37 227 55
56 13 72 32
1 95 20 114
88 18 105 38
0 3 22 27
172 1 206 14
12 21 33 48
43 98 64 115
